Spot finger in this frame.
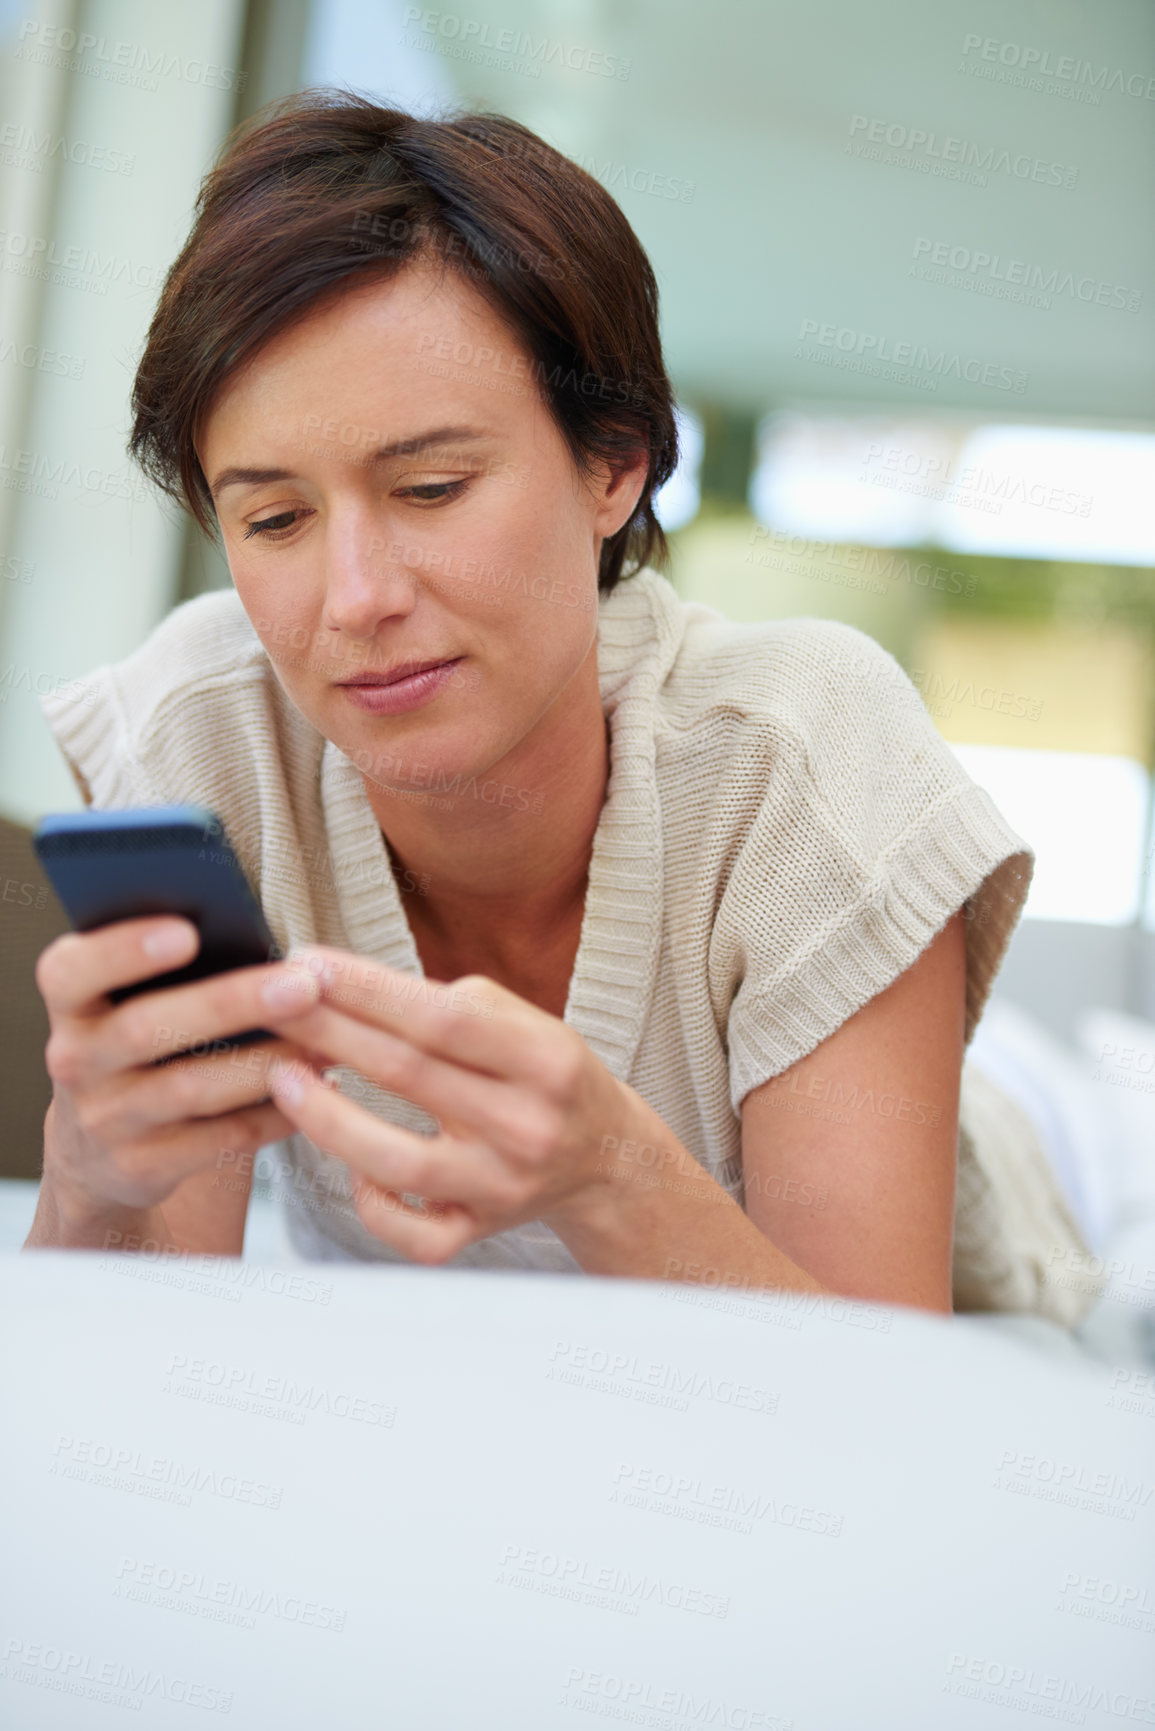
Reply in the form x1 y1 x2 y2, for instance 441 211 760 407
72 1037 325 1148
161 1099 294 1172
76 1099 293 1216
348 1178 479 1266
155 1033 336 1104
288 945 550 1081
267 1060 516 1207
37 917 202 1016
56 957 324 1086
268 1001 558 1167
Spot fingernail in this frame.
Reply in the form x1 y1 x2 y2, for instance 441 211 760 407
286 947 336 986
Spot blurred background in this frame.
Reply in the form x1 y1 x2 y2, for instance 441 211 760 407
1 0 1153 1181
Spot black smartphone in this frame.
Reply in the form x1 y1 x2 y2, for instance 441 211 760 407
33 804 283 1052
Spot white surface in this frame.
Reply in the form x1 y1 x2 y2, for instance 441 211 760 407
5 1004 1153 1726
3 1251 1154 1730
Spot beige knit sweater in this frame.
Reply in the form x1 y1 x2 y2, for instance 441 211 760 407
38 568 1096 1324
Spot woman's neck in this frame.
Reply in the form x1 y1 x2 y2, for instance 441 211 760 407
360 653 610 980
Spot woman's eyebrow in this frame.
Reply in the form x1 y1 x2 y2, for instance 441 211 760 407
209 425 494 499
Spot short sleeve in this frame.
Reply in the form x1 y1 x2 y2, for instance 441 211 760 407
38 665 167 812
36 589 271 830
721 621 1034 1115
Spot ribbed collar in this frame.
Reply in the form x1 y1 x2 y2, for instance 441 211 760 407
318 568 688 1082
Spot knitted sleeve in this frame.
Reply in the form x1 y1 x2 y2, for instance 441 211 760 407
37 661 167 811
36 591 281 879
721 619 1034 1115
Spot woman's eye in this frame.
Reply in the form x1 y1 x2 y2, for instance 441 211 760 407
243 510 306 540
239 479 468 541
397 479 470 505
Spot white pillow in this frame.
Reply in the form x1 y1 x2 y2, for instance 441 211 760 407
968 999 1116 1252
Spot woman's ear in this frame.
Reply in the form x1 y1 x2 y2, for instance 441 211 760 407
590 448 652 539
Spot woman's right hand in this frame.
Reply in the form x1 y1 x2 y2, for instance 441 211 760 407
35 914 324 1231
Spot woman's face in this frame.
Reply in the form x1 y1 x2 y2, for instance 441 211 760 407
198 259 645 801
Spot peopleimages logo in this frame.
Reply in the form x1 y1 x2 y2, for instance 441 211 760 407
0 123 135 175
944 1653 1155 1723
573 154 696 203
559 1668 792 1729
860 440 1093 517
0 231 160 293
546 1339 779 1415
796 319 1028 393
163 1353 396 1428
993 1449 1153 1520
746 527 978 598
911 237 1142 313
846 114 1078 189
0 339 86 380
0 1639 234 1715
399 7 631 79
611 1462 844 1538
498 1546 731 1619
14 19 247 92
49 1435 284 1510
960 35 1155 102
113 1558 348 1633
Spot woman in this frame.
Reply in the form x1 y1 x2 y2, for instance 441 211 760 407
26 91 1094 1324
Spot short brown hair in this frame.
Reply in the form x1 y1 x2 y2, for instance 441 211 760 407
129 88 680 594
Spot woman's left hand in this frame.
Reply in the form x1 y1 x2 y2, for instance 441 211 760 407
259 946 654 1263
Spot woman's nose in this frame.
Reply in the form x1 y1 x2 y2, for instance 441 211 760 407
320 530 418 637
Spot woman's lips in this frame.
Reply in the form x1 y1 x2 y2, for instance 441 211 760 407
337 658 464 715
